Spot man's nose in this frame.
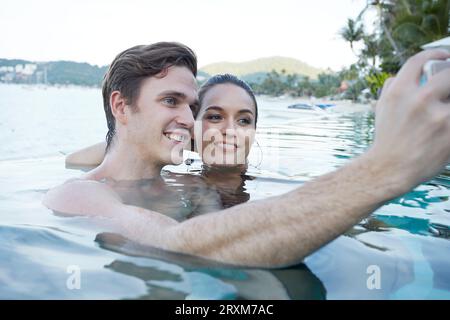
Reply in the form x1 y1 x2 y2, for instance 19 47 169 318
176 104 195 128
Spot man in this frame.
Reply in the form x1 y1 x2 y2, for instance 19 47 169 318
43 42 450 268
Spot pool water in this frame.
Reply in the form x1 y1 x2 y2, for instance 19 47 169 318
0 84 449 299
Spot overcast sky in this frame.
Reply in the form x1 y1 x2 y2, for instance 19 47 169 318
0 0 376 70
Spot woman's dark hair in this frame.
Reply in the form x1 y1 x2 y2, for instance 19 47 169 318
197 74 258 126
102 42 197 151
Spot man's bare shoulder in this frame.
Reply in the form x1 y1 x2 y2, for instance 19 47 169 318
42 178 122 217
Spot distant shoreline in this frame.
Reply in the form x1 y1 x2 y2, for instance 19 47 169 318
0 83 377 109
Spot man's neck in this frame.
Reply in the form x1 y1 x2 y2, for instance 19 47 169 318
87 141 164 181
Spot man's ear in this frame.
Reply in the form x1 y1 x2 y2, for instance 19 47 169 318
110 91 128 125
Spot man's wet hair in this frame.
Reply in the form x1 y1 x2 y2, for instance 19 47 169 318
102 42 197 151
197 74 258 126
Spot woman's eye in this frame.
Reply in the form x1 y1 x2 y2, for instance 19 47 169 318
238 118 252 125
206 114 222 122
163 97 177 106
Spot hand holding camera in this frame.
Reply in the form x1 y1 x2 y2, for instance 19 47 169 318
421 58 450 90
367 49 450 194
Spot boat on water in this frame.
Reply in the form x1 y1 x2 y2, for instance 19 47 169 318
287 103 317 110
287 102 336 111
315 103 336 110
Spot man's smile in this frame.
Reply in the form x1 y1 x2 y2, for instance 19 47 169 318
163 129 191 144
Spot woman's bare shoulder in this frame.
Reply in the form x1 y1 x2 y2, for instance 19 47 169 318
65 142 106 167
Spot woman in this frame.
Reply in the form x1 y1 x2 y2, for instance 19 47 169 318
67 74 259 209
191 74 258 208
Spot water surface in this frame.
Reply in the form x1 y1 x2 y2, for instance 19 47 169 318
0 84 449 299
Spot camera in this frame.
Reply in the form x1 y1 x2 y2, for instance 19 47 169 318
420 58 450 85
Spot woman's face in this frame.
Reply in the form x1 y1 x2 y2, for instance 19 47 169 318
195 83 256 167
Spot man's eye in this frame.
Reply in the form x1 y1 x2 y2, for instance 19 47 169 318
163 97 177 105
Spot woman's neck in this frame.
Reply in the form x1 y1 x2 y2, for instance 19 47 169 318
201 164 248 191
202 163 247 176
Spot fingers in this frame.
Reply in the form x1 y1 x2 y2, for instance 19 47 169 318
396 49 450 86
427 67 450 101
381 76 395 93
377 77 395 101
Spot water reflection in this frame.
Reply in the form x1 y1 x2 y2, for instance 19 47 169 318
97 233 326 300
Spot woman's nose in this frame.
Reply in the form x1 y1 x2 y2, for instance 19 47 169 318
221 118 237 134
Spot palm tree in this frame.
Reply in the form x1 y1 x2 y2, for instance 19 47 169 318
390 0 450 57
356 0 406 64
356 0 450 68
361 34 379 67
340 18 365 53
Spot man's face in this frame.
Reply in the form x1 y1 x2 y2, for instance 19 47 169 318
125 66 197 166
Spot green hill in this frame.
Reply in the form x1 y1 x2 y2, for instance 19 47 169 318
0 58 31 66
0 58 107 86
45 61 107 86
1 56 324 86
200 56 323 80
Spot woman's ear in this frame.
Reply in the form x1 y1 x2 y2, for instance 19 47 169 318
110 91 128 125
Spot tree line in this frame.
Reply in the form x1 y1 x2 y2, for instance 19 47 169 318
250 0 449 101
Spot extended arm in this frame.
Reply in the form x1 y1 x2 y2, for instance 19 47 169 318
166 150 405 267
43 150 406 268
